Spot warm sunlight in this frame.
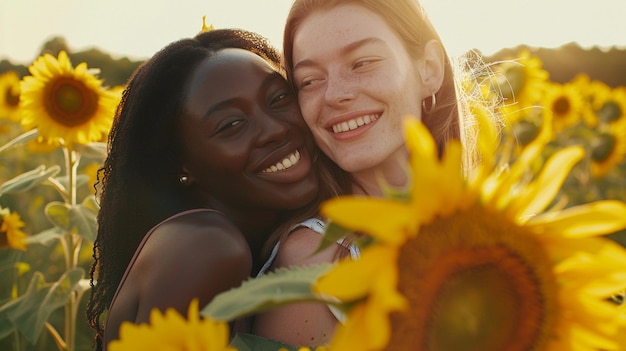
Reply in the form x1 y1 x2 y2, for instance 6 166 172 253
1 0 625 63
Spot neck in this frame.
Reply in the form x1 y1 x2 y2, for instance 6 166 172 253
351 149 410 197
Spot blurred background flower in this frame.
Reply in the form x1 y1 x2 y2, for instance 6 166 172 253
488 51 626 224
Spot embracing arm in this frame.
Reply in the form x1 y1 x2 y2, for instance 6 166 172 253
252 227 344 347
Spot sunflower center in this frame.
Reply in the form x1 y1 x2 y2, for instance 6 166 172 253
44 77 99 126
387 206 556 351
5 85 20 108
597 101 622 124
591 132 616 162
552 96 571 116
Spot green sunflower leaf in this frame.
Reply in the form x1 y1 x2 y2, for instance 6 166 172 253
43 202 97 241
0 268 83 344
82 195 100 213
0 165 61 196
75 142 107 159
230 333 298 351
0 129 39 154
52 174 90 190
68 204 98 242
314 221 352 254
25 227 65 246
201 264 334 321
44 202 71 230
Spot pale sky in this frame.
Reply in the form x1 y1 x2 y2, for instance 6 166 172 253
1 0 626 64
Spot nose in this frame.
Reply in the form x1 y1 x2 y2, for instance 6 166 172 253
324 70 356 107
255 112 290 145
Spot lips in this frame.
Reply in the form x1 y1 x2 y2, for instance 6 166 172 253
262 149 301 173
330 113 379 133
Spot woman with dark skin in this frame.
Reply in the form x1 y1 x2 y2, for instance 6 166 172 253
85 29 346 350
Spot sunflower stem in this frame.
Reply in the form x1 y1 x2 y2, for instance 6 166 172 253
61 145 81 351
45 322 67 351
45 176 69 203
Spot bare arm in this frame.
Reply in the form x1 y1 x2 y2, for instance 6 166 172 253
252 227 345 347
104 211 251 343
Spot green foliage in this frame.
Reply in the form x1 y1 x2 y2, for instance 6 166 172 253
44 200 97 242
0 128 102 350
230 333 299 351
0 166 61 197
1 36 144 87
0 130 39 154
0 269 83 344
314 221 351 254
202 264 334 321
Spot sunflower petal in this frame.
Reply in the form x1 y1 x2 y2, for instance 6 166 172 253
508 145 584 220
404 117 436 160
488 115 552 207
314 245 397 301
528 200 626 238
438 141 468 214
321 197 415 245
404 118 450 222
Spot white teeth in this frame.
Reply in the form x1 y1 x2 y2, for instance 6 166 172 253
331 114 379 133
262 150 301 173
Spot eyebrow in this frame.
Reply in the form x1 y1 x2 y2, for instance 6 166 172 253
202 70 284 121
293 37 387 72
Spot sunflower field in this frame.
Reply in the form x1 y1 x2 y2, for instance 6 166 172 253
0 51 121 351
0 45 625 351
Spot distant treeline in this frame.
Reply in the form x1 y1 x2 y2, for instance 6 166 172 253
2 36 625 88
485 42 626 88
0 36 143 87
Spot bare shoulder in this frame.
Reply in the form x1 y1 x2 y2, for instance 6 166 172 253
139 210 251 273
272 226 344 269
130 210 252 319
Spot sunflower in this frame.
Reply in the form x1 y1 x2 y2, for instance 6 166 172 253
19 51 117 146
107 299 236 351
490 50 549 108
590 121 626 178
0 71 21 122
570 74 611 128
541 82 585 133
316 118 626 351
592 87 626 128
0 208 28 251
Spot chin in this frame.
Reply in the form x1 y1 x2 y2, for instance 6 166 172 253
282 187 319 211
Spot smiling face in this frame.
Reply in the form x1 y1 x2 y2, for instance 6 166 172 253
292 4 428 180
178 48 318 211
